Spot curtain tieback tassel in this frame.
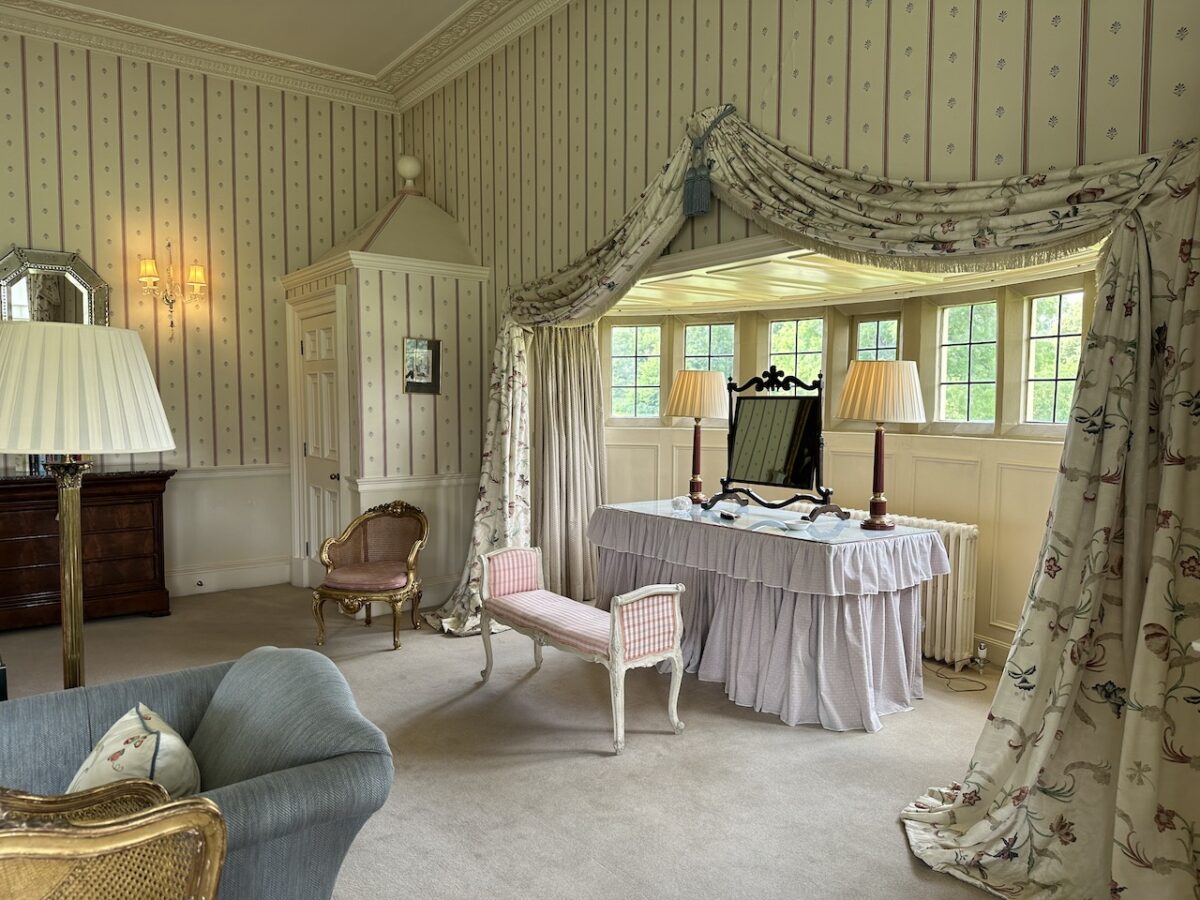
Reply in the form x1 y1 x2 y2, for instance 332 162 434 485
684 104 736 219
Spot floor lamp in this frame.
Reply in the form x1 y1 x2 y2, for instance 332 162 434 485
0 323 174 689
664 370 728 504
835 359 926 530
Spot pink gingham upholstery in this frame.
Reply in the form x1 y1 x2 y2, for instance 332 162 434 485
485 590 610 658
485 549 541 598
617 593 678 661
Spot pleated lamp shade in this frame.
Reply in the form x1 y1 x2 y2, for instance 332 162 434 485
837 359 927 424
665 370 728 419
0 322 175 454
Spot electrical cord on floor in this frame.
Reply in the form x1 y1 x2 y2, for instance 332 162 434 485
923 661 988 693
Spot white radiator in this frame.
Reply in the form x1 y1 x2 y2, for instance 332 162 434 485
842 508 979 668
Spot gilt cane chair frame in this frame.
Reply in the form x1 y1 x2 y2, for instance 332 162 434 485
0 780 227 900
312 500 429 650
477 547 686 754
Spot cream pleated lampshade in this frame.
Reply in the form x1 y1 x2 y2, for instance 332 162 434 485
837 359 927 424
665 370 728 419
0 322 175 454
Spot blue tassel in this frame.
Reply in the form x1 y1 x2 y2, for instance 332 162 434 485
684 164 711 217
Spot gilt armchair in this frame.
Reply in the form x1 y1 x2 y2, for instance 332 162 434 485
313 500 428 650
0 780 226 899
479 547 686 754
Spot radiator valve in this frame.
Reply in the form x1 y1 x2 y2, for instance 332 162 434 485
968 641 989 673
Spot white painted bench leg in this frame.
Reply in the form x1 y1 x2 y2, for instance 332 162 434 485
668 651 684 734
480 610 494 682
533 636 543 670
609 665 625 755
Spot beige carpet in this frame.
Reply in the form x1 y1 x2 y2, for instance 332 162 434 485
0 585 993 898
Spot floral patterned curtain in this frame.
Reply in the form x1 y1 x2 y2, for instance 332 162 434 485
435 107 1199 896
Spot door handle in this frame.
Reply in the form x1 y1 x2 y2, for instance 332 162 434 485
329 473 341 481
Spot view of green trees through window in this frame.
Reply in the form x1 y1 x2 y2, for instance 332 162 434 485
769 318 823 394
938 301 997 422
610 325 661 417
684 323 735 378
855 318 899 360
1025 291 1083 424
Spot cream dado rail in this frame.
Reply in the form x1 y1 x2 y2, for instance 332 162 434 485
604 426 1062 660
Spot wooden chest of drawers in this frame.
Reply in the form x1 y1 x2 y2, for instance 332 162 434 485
0 470 175 630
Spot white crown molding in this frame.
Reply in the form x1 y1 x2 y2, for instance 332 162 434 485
0 0 572 114
280 251 490 290
0 0 398 110
380 0 571 109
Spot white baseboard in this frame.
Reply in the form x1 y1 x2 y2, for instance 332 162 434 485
169 556 291 597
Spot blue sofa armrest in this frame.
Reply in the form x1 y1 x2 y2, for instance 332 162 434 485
200 750 393 852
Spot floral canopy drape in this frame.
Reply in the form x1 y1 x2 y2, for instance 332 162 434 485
433 106 1199 897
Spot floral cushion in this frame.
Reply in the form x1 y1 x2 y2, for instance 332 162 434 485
486 590 610 658
323 562 409 592
67 704 199 800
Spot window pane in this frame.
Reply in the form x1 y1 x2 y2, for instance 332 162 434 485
1057 335 1081 379
1061 291 1084 334
971 302 998 341
636 326 660 356
714 356 735 379
970 343 996 381
945 306 971 343
770 353 794 375
941 384 968 421
611 326 636 356
710 324 735 355
858 348 878 361
770 320 796 353
635 388 659 417
1054 380 1074 423
1030 338 1058 379
797 318 823 352
611 356 636 386
877 346 898 360
637 356 660 386
878 318 898 347
684 356 707 371
942 345 970 383
795 351 822 384
684 325 709 356
611 387 636 418
1031 296 1059 337
1027 381 1055 422
969 383 996 422
857 320 878 348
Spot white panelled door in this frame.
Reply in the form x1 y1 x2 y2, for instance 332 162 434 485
300 312 342 587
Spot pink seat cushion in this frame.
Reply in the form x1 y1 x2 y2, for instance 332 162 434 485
486 590 610 658
323 562 409 592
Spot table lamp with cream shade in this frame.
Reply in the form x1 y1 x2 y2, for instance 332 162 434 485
664 369 728 503
0 322 174 688
835 359 926 530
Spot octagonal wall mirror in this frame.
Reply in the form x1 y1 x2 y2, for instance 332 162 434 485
0 246 110 325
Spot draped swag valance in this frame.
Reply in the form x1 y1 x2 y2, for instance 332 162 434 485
429 105 1200 898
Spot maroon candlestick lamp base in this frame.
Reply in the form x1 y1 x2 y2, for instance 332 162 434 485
688 418 706 504
861 422 894 530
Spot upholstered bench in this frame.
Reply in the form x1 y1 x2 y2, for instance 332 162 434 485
478 547 685 754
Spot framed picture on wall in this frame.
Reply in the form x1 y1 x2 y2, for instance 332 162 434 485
404 337 441 394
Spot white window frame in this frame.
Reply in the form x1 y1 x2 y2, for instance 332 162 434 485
852 313 901 361
602 316 667 426
932 298 1000 431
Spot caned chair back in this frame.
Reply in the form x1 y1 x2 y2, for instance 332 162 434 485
480 548 544 600
321 501 428 572
0 791 226 900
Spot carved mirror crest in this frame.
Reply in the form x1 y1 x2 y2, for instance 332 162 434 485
0 246 110 325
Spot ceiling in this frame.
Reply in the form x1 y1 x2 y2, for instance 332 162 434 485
613 244 1101 315
50 0 475 74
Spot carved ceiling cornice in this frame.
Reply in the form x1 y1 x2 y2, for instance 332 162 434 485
0 0 573 113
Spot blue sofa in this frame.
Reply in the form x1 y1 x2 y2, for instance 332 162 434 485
0 646 393 900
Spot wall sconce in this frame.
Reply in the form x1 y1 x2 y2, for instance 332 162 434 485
139 241 206 338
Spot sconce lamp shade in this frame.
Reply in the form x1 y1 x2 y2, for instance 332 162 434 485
665 369 728 419
836 359 927 424
137 257 159 284
0 322 175 455
186 264 207 289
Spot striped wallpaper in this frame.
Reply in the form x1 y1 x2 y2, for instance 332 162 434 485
0 31 400 471
400 0 1199 304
